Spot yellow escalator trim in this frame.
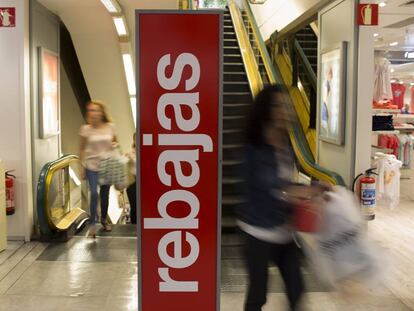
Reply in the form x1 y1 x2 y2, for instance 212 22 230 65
229 1 263 97
276 54 316 159
44 155 86 231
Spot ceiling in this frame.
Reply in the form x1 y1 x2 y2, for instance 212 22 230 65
375 0 414 51
37 0 177 151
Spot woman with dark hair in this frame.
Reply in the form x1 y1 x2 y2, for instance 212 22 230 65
238 84 323 311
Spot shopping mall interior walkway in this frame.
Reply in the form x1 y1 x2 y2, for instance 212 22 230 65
0 182 413 311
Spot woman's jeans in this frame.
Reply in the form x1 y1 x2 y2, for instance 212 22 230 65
86 169 110 225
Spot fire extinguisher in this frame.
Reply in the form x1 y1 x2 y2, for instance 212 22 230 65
362 4 372 25
352 168 377 221
5 170 16 216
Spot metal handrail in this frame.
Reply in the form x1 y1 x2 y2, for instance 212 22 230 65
294 39 317 90
37 155 88 236
237 0 345 186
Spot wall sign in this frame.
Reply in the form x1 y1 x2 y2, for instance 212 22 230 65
319 42 347 145
0 7 15 27
136 11 222 311
38 47 60 139
357 4 379 26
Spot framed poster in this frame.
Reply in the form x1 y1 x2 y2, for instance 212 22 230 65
38 47 60 138
319 42 347 145
137 11 222 311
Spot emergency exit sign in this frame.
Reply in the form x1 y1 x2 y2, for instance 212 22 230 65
0 8 15 27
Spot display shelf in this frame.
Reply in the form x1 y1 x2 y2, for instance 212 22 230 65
395 114 414 119
372 130 400 135
372 109 400 114
394 127 414 131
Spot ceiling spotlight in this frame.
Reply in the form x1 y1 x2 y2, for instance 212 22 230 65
389 41 399 46
373 33 379 37
379 1 387 7
390 68 395 73
100 0 121 13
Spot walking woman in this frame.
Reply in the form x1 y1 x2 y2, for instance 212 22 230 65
238 85 324 311
126 132 137 224
79 100 117 237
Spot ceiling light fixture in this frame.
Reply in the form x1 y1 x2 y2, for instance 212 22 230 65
130 97 137 127
113 16 128 36
389 41 399 46
100 0 121 14
122 53 136 96
379 1 386 7
373 33 379 37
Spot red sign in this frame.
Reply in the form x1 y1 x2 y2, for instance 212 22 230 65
137 12 222 311
358 4 379 26
0 7 15 27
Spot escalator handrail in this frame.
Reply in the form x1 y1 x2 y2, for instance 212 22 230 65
293 38 317 90
36 154 87 235
228 0 263 97
239 0 345 186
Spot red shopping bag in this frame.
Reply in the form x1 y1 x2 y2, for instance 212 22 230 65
292 199 323 233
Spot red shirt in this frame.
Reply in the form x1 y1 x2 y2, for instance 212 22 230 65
391 83 406 109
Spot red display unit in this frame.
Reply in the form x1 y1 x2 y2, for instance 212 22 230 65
136 11 222 311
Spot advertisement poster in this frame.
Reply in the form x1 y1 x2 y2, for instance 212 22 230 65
137 11 222 311
319 42 346 145
39 48 59 138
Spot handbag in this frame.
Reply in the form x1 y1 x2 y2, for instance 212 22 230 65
98 147 128 188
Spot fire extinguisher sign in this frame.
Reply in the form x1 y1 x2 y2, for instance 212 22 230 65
357 4 379 26
136 11 222 311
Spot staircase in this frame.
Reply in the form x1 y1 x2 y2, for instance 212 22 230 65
222 9 251 229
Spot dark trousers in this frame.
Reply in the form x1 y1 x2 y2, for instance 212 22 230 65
126 182 137 224
243 232 304 311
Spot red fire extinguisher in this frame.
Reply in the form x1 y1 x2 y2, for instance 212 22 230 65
352 168 377 221
5 170 16 215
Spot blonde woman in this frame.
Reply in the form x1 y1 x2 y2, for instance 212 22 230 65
79 100 117 237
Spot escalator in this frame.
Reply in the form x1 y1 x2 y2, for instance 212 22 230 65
37 155 89 240
222 1 344 224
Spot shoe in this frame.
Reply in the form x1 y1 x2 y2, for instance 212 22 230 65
104 224 112 232
88 225 96 238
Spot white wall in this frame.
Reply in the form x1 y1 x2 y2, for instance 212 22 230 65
250 0 331 40
317 0 358 186
0 0 33 241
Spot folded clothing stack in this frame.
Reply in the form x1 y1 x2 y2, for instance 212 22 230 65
373 115 394 131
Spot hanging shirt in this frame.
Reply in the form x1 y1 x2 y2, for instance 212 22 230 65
410 87 414 114
375 154 402 209
378 134 400 157
373 57 393 102
391 83 406 109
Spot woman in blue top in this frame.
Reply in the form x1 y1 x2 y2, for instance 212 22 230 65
238 85 325 311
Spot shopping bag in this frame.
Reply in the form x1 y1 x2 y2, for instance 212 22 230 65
308 186 384 287
292 198 323 233
98 147 129 189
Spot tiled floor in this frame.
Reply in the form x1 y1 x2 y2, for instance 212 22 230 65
0 192 414 310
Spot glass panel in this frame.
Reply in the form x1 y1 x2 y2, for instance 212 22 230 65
47 161 85 227
199 0 227 8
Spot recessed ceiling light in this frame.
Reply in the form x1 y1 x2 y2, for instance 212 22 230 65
379 1 386 7
113 16 128 36
122 54 136 96
373 33 379 37
100 0 121 13
389 41 399 46
390 68 395 73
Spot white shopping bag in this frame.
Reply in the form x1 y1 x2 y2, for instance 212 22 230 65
310 186 385 287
